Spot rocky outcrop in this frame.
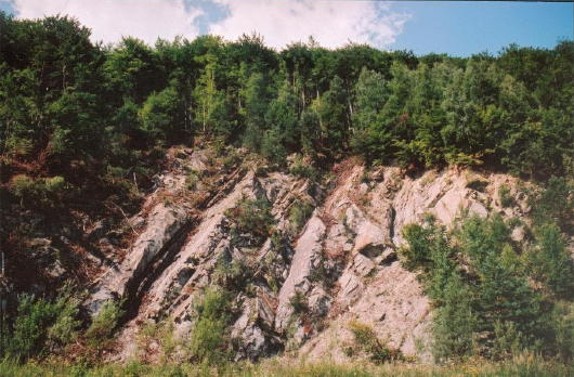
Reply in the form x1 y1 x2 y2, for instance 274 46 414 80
275 214 326 333
89 203 189 313
87 147 539 363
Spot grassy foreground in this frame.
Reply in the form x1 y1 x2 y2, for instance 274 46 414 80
1 357 573 377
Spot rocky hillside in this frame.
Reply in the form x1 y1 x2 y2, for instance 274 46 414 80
81 145 546 363
2 15 572 365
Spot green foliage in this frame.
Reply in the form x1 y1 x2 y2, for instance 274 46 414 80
314 76 350 156
226 197 275 246
260 127 288 166
2 14 573 367
85 300 124 348
140 85 187 142
455 216 542 358
348 321 401 364
8 288 80 360
242 72 272 152
551 302 574 362
1 14 572 189
9 175 67 208
456 214 509 264
1 15 572 261
8 175 38 198
289 291 308 314
532 177 574 231
432 274 476 361
137 320 178 363
287 199 314 235
498 184 514 208
288 155 321 181
46 292 81 352
400 218 475 361
9 295 56 360
465 178 488 192
399 216 455 286
400 214 568 362
213 254 254 293
189 288 233 364
351 68 390 162
2 357 574 376
47 91 104 159
400 221 437 273
186 170 200 191
261 81 299 164
474 250 542 358
526 224 574 299
492 321 524 360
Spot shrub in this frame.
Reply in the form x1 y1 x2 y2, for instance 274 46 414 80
498 184 514 208
186 170 200 191
3 135 33 158
288 155 320 181
399 223 435 272
289 291 308 314
189 287 233 365
138 321 178 363
532 176 573 231
432 274 476 362
226 197 275 246
552 302 574 362
8 294 56 360
465 177 488 192
8 289 80 360
456 216 542 358
9 174 36 203
402 214 557 362
399 216 452 276
527 223 574 299
85 300 123 349
493 321 524 360
288 199 314 236
9 174 67 208
213 255 254 293
220 148 241 170
348 321 401 363
43 176 66 193
46 290 81 352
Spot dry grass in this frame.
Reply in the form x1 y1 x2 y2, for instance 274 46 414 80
1 356 573 377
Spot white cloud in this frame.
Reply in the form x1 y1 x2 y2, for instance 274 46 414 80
9 0 410 49
209 0 410 49
11 0 203 45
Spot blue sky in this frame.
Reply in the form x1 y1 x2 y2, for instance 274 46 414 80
1 0 572 56
392 2 574 56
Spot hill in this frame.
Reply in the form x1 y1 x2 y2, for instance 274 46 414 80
0 13 573 368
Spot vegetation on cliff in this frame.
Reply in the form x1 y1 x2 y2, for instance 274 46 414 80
0 12 573 369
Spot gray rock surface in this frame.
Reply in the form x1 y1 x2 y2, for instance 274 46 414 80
88 149 539 362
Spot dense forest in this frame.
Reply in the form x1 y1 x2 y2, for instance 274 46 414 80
1 14 573 206
1 13 574 370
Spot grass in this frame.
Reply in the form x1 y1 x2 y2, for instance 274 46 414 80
1 357 573 377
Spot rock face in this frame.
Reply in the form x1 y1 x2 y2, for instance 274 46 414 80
89 204 189 313
87 147 536 362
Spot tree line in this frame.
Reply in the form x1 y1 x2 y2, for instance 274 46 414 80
1 14 573 199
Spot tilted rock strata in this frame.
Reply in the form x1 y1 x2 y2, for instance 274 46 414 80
88 148 537 362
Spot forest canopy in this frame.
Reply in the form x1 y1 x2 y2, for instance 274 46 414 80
1 13 573 212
